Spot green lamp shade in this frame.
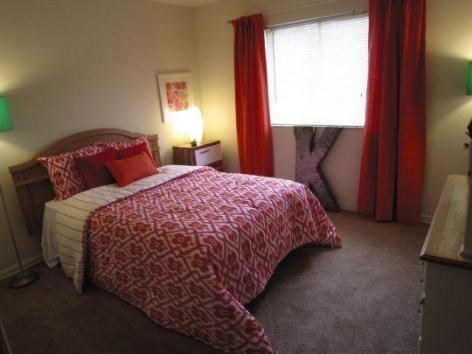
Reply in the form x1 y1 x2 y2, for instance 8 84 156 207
0 96 12 132
468 62 472 95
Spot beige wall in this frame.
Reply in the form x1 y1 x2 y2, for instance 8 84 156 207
423 0 472 217
2 0 472 276
0 0 199 276
195 0 368 212
196 0 472 221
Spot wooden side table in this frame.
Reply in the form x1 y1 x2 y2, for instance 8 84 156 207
173 140 223 171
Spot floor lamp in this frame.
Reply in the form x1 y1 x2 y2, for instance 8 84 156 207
0 96 39 288
0 317 12 354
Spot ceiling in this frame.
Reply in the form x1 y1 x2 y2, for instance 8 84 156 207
152 0 222 7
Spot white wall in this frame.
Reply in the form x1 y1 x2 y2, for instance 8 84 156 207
195 0 368 212
0 0 199 277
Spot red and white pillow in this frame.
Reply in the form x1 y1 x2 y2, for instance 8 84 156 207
39 136 157 201
38 145 107 200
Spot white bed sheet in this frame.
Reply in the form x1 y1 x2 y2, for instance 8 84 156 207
41 165 202 291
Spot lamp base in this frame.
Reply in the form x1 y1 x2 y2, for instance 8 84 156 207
9 270 39 289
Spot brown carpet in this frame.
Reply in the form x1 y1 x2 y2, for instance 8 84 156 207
0 212 427 354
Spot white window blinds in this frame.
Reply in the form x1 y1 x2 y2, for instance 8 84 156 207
265 13 368 127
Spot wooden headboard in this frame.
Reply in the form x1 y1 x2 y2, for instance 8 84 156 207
8 128 161 236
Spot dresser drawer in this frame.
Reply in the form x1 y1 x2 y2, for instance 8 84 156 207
173 140 223 170
195 143 222 166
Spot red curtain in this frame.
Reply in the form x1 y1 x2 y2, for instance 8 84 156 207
358 0 425 223
232 14 274 176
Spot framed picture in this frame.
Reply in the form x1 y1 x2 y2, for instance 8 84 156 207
157 72 195 122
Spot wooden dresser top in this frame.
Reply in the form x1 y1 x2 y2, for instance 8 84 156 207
420 175 472 270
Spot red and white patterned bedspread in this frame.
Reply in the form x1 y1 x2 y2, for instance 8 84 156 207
84 167 340 353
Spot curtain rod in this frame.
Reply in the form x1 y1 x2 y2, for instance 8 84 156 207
227 0 346 23
227 9 367 27
267 9 367 29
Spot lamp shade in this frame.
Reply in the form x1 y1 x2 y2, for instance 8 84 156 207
0 96 12 132
468 62 472 95
184 106 204 145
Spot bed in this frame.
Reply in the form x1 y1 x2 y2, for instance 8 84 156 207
9 129 341 354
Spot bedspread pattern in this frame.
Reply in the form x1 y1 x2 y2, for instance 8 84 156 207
42 165 200 291
85 168 340 353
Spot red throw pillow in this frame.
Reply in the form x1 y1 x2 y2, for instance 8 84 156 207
116 142 155 164
105 152 158 187
75 148 117 189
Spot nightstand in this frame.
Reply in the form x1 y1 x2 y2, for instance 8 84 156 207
173 140 223 171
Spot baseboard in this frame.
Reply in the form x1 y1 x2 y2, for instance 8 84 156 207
420 213 432 224
338 204 433 225
339 201 357 212
0 254 43 281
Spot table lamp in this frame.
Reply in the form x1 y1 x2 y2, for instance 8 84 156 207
184 106 204 147
0 96 40 288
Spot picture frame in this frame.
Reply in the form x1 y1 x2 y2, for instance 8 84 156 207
157 72 195 122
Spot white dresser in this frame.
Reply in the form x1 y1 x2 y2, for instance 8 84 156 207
420 175 472 354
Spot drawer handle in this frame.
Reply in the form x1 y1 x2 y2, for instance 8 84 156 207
199 149 210 154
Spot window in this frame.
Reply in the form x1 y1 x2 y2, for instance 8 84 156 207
265 13 368 127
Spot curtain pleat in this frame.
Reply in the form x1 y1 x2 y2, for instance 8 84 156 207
232 14 274 176
358 0 426 223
